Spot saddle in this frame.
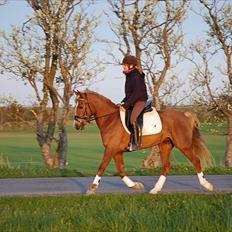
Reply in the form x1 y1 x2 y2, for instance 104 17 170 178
120 100 162 136
125 100 153 133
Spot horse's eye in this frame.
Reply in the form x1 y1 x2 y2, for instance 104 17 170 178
79 106 84 109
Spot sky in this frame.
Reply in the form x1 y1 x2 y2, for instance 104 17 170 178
0 0 218 105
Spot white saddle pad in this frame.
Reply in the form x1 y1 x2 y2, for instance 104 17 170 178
120 107 162 136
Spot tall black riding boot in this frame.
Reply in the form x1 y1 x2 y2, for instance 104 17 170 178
128 123 141 151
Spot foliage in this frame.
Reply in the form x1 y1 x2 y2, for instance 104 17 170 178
0 194 231 232
0 100 226 132
0 101 34 129
176 104 226 123
0 96 45 129
0 98 76 130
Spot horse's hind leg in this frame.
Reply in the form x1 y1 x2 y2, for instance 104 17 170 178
150 139 173 194
179 147 213 192
114 152 144 190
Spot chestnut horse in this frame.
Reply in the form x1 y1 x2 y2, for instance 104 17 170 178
73 90 213 194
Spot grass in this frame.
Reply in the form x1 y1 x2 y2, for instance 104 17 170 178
0 121 230 177
0 122 231 232
0 165 232 179
0 194 231 232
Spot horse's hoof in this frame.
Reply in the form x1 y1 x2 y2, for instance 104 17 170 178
149 188 159 194
85 189 96 196
132 182 144 190
202 181 214 192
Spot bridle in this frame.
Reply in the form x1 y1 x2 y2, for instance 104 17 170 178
74 93 118 124
74 93 95 123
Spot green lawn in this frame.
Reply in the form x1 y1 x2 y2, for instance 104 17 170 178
0 122 228 176
0 123 231 232
0 194 231 232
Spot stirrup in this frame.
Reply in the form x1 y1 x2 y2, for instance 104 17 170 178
127 142 138 152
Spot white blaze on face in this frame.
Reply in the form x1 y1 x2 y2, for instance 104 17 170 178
73 120 77 129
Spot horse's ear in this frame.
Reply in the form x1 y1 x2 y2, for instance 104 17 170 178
73 90 81 99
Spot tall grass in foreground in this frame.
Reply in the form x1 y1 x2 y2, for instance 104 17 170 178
0 194 231 232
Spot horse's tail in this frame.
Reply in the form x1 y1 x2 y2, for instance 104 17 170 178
184 112 214 169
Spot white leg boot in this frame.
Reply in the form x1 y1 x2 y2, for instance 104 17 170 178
122 176 135 187
122 176 144 190
86 175 101 195
149 175 166 194
197 172 213 191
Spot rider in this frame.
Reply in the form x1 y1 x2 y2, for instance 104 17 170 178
120 55 148 151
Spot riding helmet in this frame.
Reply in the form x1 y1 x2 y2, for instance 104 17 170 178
122 55 138 66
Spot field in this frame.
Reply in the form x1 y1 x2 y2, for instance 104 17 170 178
0 122 231 232
0 122 228 173
0 121 228 176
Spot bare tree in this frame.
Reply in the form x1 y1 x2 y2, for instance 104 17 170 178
187 0 232 166
107 0 189 168
0 0 99 168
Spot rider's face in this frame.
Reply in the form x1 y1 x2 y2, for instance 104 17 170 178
122 64 132 72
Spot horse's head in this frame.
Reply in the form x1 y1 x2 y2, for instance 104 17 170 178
73 90 95 130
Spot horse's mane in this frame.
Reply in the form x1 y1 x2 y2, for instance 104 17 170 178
85 90 117 108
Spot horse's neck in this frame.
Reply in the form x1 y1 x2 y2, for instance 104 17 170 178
90 94 117 116
89 94 118 133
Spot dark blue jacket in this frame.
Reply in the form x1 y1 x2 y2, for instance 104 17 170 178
121 69 148 109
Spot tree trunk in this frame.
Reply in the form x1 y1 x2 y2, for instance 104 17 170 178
37 124 68 169
225 115 232 167
36 121 55 168
142 146 161 168
142 91 162 168
57 126 68 169
36 113 60 169
41 143 54 168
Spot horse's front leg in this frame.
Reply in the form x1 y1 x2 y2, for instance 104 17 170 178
86 148 114 195
113 152 144 190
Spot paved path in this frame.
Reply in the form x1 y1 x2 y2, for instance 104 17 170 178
0 175 231 196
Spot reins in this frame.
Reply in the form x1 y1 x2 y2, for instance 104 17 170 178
74 110 118 122
92 110 119 121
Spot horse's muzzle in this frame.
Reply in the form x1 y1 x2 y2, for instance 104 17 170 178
73 118 86 130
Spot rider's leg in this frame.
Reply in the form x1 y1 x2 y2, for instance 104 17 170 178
129 101 145 151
